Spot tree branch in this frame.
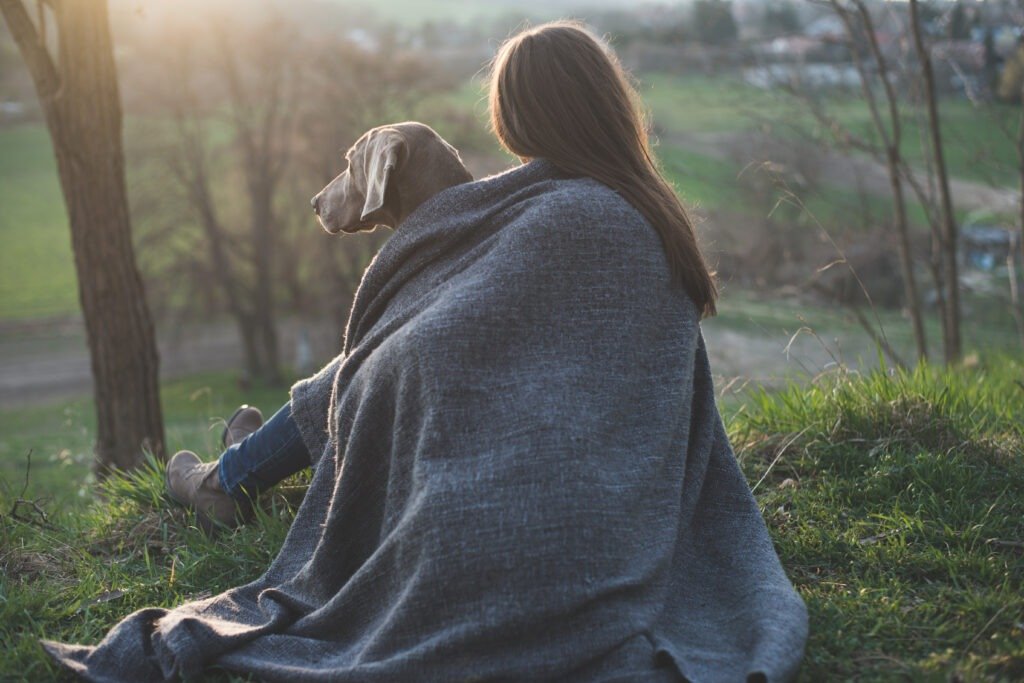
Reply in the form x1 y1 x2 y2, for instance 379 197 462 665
0 0 60 100
829 0 892 151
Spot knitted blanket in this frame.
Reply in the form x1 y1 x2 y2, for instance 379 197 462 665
44 159 807 682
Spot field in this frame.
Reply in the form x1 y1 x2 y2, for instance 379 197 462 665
0 125 76 321
2 72 1019 322
642 73 1021 188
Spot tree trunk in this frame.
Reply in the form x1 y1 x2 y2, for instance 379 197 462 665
826 0 928 363
1 0 165 475
1017 87 1024 349
250 185 282 385
886 152 928 361
237 313 264 383
909 0 962 363
860 0 927 363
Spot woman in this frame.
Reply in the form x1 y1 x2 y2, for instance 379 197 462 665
45 21 807 682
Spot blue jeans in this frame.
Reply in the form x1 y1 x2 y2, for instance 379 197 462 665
218 402 311 501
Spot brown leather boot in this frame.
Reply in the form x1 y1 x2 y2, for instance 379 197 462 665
165 450 251 532
222 405 264 448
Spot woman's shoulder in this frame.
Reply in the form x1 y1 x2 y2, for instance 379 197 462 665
543 174 643 216
524 175 659 247
503 173 679 285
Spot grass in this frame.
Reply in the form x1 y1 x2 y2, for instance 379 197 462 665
658 145 746 211
643 73 793 134
0 373 300 680
0 372 294 511
0 124 77 320
825 91 1020 190
731 356 1024 680
0 461 295 682
1 356 1022 680
657 141 946 235
642 73 1021 188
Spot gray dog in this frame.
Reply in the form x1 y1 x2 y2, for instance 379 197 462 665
311 121 473 234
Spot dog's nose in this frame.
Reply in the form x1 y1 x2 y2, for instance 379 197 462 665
311 195 321 215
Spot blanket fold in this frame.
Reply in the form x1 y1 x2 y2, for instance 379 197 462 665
43 158 807 682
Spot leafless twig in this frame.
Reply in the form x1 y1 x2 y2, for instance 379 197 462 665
4 450 57 531
752 427 809 494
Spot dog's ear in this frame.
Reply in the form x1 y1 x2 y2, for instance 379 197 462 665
361 128 405 225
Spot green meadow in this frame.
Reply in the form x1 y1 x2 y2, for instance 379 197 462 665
642 73 1020 188
0 124 76 320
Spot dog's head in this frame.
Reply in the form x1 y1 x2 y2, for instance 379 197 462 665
311 122 471 235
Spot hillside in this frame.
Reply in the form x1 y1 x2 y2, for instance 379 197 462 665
2 359 1022 680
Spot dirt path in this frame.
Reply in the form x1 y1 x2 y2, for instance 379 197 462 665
0 312 865 410
0 317 340 409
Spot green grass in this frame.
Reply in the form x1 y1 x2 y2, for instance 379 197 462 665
643 73 792 134
641 74 1008 245
2 358 1022 680
660 135 980 246
0 372 301 680
658 145 746 211
643 72 1021 188
819 91 1020 189
0 372 294 511
0 124 77 320
0 461 295 681
731 356 1024 680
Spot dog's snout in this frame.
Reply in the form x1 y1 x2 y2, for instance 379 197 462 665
311 195 321 215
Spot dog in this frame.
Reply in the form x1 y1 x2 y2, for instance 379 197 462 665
311 122 473 234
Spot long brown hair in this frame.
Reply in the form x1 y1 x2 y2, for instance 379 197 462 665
489 21 717 317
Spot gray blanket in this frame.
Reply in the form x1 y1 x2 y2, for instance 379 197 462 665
44 158 807 682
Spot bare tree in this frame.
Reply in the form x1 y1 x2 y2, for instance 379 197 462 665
909 0 962 362
1 0 164 476
830 0 928 362
130 19 452 374
780 0 968 364
1018 86 1024 346
210 20 304 385
132 17 306 385
779 0 928 362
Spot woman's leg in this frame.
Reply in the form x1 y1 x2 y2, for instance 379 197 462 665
218 402 312 501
